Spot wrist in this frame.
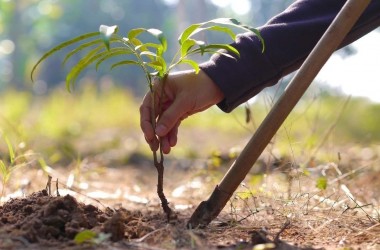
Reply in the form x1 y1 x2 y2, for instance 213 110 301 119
198 69 224 104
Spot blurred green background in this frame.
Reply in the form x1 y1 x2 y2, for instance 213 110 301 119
0 0 295 93
0 0 379 168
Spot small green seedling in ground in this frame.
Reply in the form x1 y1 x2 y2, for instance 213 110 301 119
74 229 110 245
31 18 264 220
0 134 15 198
0 133 32 198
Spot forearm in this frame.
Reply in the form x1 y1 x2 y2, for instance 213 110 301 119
201 0 380 112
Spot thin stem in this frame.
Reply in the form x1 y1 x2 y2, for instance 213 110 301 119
167 48 182 71
118 35 173 220
154 147 172 221
149 76 173 221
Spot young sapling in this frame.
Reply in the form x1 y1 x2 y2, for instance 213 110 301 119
31 18 264 220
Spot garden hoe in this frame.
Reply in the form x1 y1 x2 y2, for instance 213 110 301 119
188 0 371 228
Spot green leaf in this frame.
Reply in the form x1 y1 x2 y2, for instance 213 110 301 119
66 46 104 91
135 43 161 51
74 230 97 244
316 176 328 190
213 51 237 59
180 59 200 73
157 56 167 73
99 25 118 37
127 28 167 55
147 28 167 53
99 25 119 51
140 51 157 58
150 71 159 77
67 47 133 89
178 18 265 52
0 160 10 184
208 17 248 31
127 28 146 40
180 39 205 57
144 61 163 72
204 44 240 57
63 36 126 67
110 60 139 70
188 45 239 58
124 37 143 47
210 18 265 52
180 39 196 57
31 31 100 81
135 42 164 57
207 25 236 40
0 160 7 176
186 25 236 42
144 57 167 75
179 18 239 45
178 23 202 45
38 157 50 174
95 48 133 70
188 48 214 56
4 136 15 164
62 39 103 66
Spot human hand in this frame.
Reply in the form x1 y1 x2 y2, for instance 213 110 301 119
140 69 224 154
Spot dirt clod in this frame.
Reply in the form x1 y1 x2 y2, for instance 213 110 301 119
0 190 157 249
103 210 125 241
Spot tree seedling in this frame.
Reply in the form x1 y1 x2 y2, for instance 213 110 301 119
0 133 34 199
31 18 263 220
0 134 16 198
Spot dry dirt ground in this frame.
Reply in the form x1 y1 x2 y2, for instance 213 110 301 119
0 141 379 249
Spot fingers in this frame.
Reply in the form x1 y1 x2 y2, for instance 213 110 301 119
140 90 181 154
168 121 179 147
140 70 226 155
140 93 159 151
160 121 180 154
155 96 189 137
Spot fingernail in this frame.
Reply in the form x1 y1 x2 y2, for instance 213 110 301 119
155 124 166 136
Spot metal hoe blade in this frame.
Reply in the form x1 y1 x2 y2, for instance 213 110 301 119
188 0 371 228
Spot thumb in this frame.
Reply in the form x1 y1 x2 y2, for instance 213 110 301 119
155 97 189 137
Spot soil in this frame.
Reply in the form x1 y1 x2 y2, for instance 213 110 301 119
0 188 319 250
1 165 379 250
0 139 379 249
0 189 168 249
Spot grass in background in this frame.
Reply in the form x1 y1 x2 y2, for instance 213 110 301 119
0 81 379 198
1 82 380 160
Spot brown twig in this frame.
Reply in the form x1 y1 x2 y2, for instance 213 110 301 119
153 149 173 221
56 178 60 196
274 220 291 242
45 175 52 195
150 75 173 221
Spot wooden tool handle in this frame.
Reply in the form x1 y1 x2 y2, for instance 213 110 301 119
188 0 371 228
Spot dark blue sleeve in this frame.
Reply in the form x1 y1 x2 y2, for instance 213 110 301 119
200 0 380 112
